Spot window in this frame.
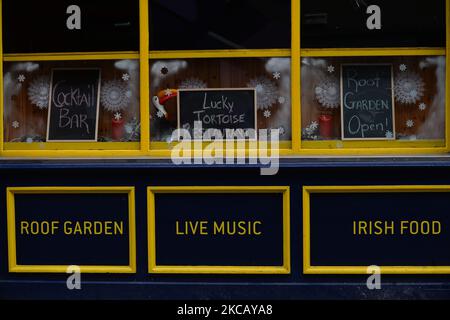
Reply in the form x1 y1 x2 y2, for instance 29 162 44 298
0 0 449 157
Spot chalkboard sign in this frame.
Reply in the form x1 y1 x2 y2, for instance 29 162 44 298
47 69 101 142
341 64 395 140
177 88 257 140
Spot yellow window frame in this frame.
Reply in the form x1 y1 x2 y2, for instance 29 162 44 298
0 0 449 157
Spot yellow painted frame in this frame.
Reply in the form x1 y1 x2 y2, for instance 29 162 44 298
7 186 136 273
147 186 291 274
0 0 449 157
303 185 450 274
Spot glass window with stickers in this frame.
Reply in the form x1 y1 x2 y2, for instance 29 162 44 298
300 0 447 153
2 1 142 153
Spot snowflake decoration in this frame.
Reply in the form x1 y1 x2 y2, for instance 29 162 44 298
12 121 19 129
394 72 425 104
122 73 130 81
18 74 26 83
419 103 427 111
179 77 207 89
278 96 286 104
278 126 286 136
385 130 393 139
399 64 407 72
247 76 278 110
101 80 131 112
315 76 340 109
157 110 165 118
114 112 122 121
27 76 50 109
406 119 415 128
327 65 335 73
263 110 272 118
164 88 173 96
273 72 281 80
303 121 320 140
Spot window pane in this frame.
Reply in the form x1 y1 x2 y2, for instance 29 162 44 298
150 57 291 142
149 0 291 50
3 1 140 53
4 60 140 143
301 56 446 142
301 0 446 48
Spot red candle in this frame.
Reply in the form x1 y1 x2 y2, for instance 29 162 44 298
319 114 333 139
112 117 125 141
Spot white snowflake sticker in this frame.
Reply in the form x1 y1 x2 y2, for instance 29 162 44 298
273 72 281 80
406 119 414 128
399 64 407 72
263 110 272 118
310 121 319 130
278 126 286 136
385 130 393 139
114 112 122 121
278 96 286 104
18 74 26 83
419 103 427 111
327 65 335 73
122 73 130 81
156 110 165 118
12 121 20 129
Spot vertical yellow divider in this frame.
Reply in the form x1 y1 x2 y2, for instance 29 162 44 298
446 0 450 152
0 0 4 156
140 0 150 154
291 0 301 153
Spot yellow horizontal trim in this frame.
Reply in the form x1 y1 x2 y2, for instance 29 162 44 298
305 185 450 193
301 47 446 57
303 185 450 275
9 265 136 274
7 186 136 274
304 266 450 275
150 266 289 274
149 49 291 59
3 52 139 61
149 186 290 193
148 186 290 274
4 142 140 151
302 140 445 149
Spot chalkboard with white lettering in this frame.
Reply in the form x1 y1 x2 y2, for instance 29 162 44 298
47 69 101 142
177 89 257 140
341 64 395 140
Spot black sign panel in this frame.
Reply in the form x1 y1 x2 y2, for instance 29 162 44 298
152 190 286 270
177 89 257 140
12 191 131 268
47 69 101 142
308 188 450 268
301 0 446 48
3 0 139 53
341 64 395 140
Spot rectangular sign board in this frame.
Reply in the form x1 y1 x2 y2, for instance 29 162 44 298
7 187 136 273
47 68 101 142
148 186 290 274
303 185 450 274
177 88 257 140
